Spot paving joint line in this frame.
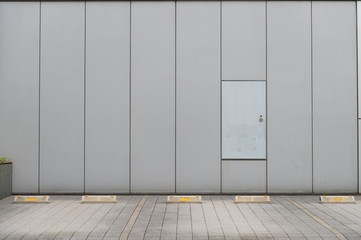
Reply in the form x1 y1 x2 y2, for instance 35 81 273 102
283 196 347 240
276 196 322 239
102 196 131 238
86 201 117 239
272 196 309 238
119 195 148 240
143 196 159 239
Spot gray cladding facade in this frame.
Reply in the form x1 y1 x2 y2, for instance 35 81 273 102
0 1 359 194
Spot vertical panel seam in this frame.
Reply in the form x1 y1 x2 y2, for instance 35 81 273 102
175 0 177 194
220 0 222 193
265 0 268 193
129 0 132 194
83 1 86 194
356 0 359 193
38 0 42 194
311 0 314 194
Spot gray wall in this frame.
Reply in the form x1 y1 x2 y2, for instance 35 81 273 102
131 1 175 193
0 1 358 194
0 2 39 193
221 1 266 193
85 2 130 193
312 1 357 193
358 1 361 193
176 1 221 193
267 1 312 193
39 2 85 192
222 1 266 81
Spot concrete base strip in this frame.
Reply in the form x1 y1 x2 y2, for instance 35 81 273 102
284 196 346 240
119 195 148 240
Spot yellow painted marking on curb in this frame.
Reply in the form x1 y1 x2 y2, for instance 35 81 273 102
25 198 37 202
119 195 148 240
167 196 202 203
284 196 346 240
179 197 190 201
320 196 355 204
14 196 50 204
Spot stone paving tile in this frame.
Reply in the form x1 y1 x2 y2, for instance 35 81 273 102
211 196 239 238
220 196 257 239
128 195 158 239
31 198 84 240
202 196 223 238
273 197 333 239
144 196 167 239
292 196 361 238
160 202 178 238
2 195 361 239
1 196 73 239
60 204 103 240
236 202 273 239
160 233 177 240
103 196 141 239
272 197 325 238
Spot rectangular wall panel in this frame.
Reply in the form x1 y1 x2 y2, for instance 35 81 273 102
359 120 361 193
356 1 361 193
358 2 361 120
40 2 85 192
131 2 175 193
0 2 39 193
176 1 220 193
222 161 266 193
313 1 357 193
267 1 312 193
85 2 130 193
222 1 266 80
222 82 266 159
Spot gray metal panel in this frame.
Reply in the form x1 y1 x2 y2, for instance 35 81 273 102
222 82 266 159
312 1 357 193
131 1 175 193
267 1 312 193
176 1 220 193
358 2 361 119
222 1 266 81
85 2 130 193
40 2 84 193
222 161 266 193
359 120 361 193
0 2 39 193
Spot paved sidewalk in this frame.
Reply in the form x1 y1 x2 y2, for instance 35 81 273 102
1 195 361 239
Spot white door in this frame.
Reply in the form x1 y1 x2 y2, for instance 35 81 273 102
222 81 266 159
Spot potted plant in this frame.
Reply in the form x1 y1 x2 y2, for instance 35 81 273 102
0 156 12 200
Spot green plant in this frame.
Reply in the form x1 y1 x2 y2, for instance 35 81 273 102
0 156 6 163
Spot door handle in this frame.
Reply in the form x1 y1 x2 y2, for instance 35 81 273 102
259 115 264 123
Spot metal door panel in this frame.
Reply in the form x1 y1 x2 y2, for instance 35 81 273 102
222 82 266 159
